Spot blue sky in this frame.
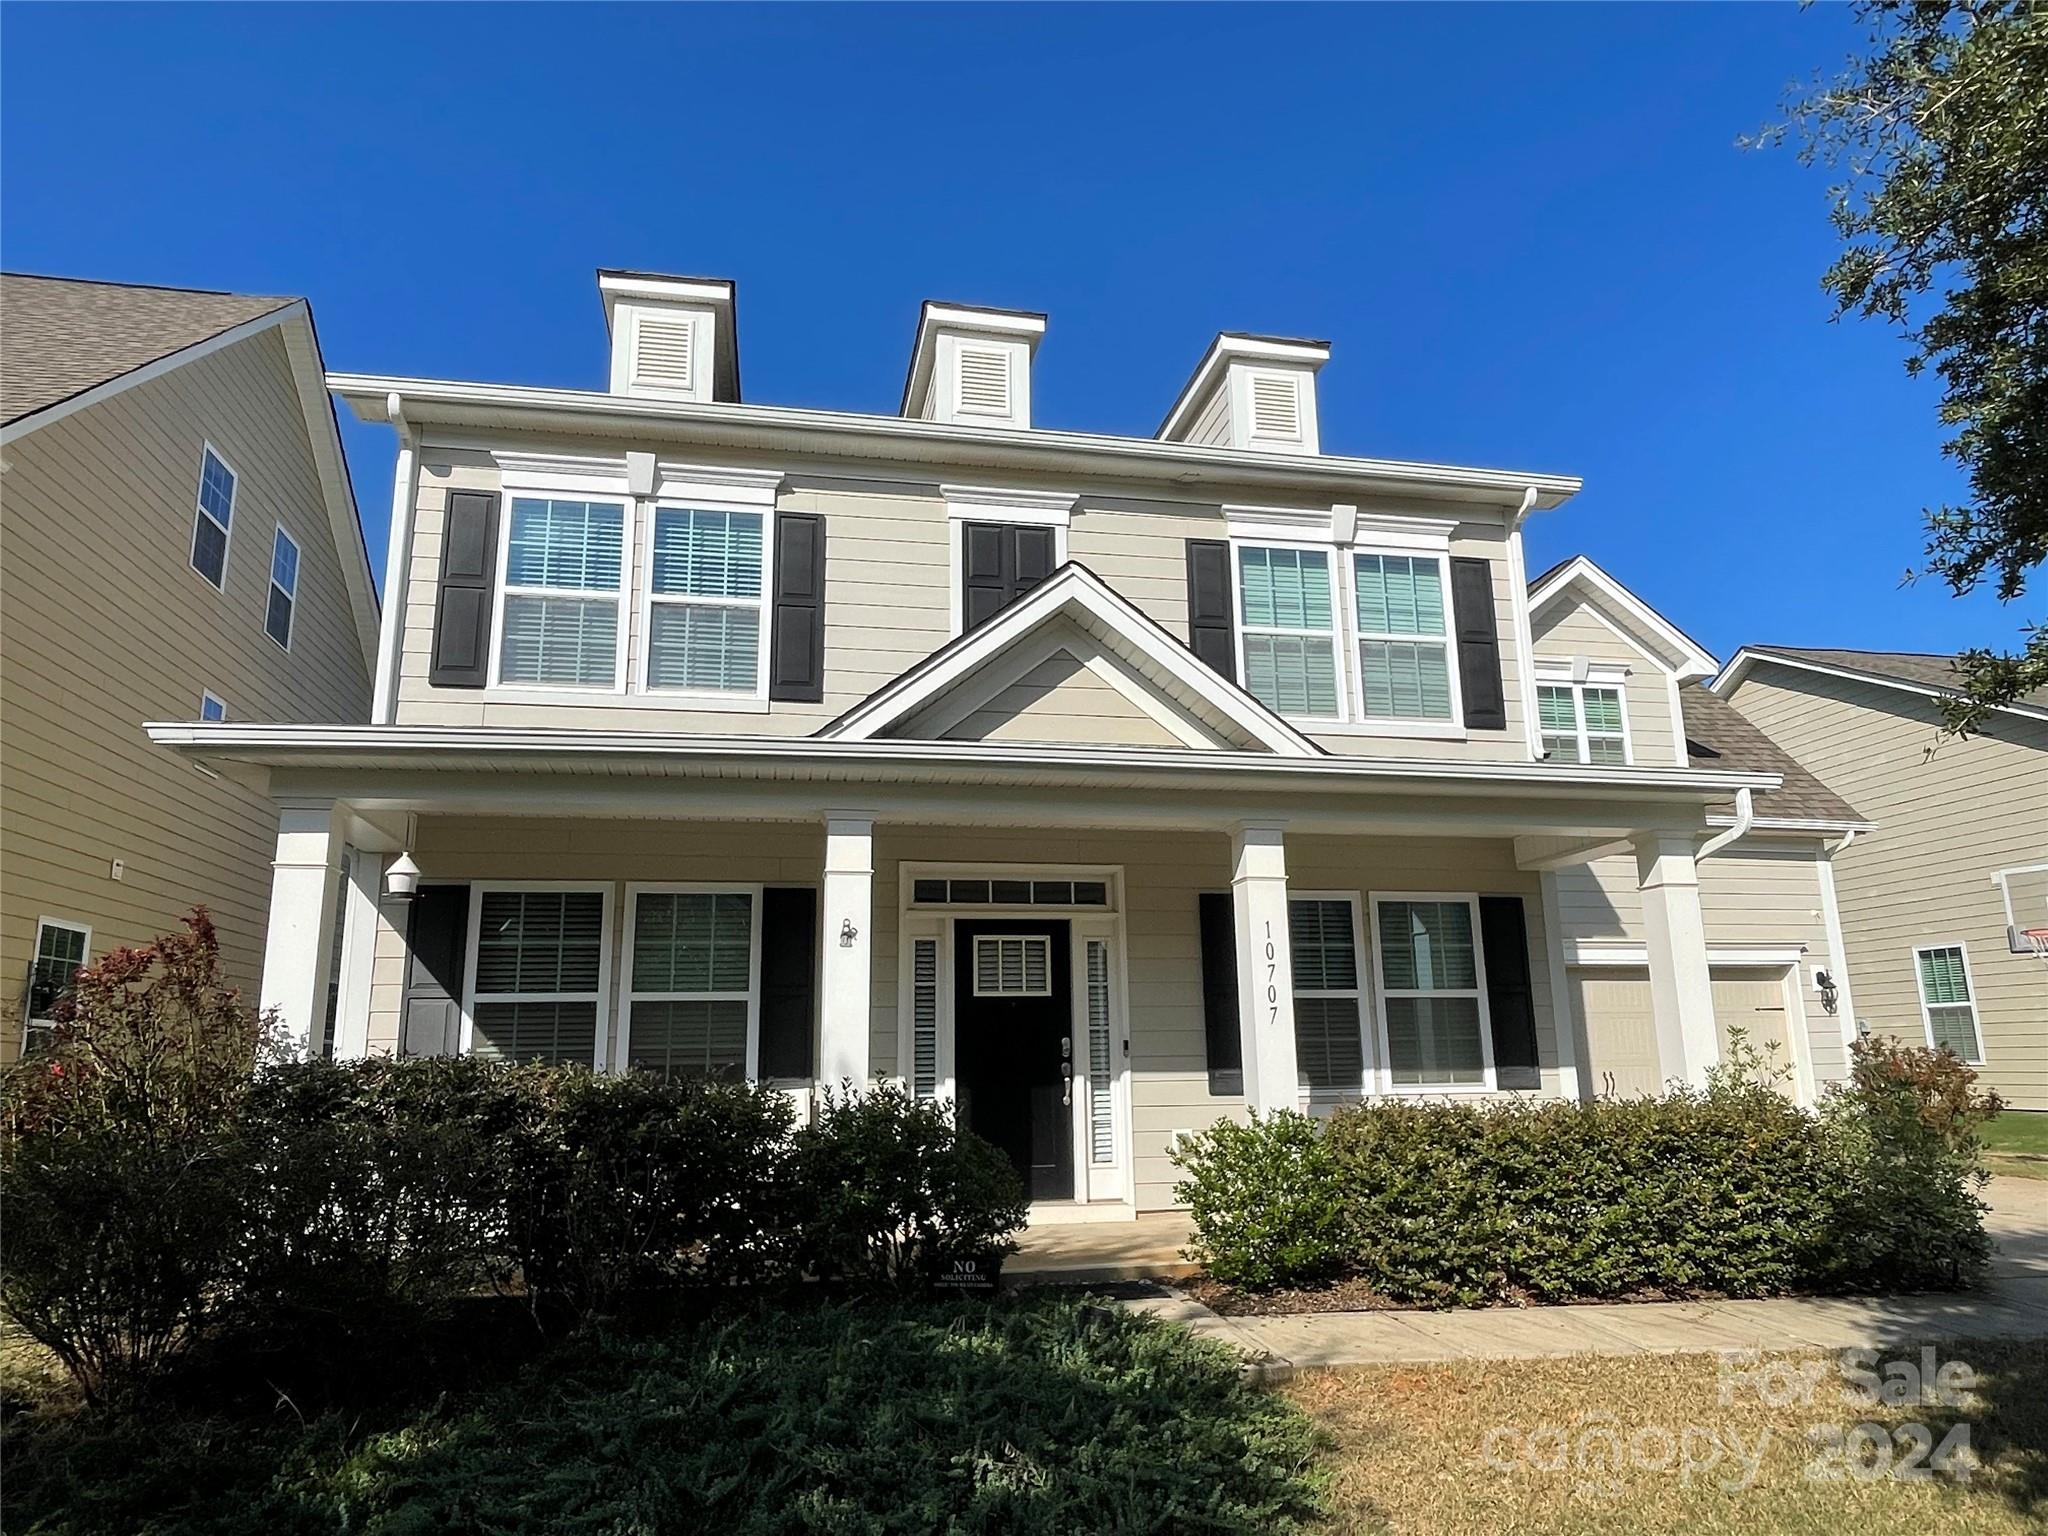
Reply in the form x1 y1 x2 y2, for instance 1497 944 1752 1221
2 3 2022 662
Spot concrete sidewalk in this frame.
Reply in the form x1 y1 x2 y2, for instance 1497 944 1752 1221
1125 1175 2048 1383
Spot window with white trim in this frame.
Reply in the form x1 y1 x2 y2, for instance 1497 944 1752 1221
190 445 235 588
1537 683 1627 765
643 507 765 694
1289 897 1364 1090
497 497 626 688
23 918 89 1047
973 934 1052 997
265 525 300 650
470 889 607 1067
624 889 756 1079
1237 545 1340 718
1353 553 1453 722
1375 898 1487 1086
1084 937 1115 1162
1914 944 1983 1062
199 691 228 722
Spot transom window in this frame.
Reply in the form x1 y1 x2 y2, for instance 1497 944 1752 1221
469 888 608 1068
1237 546 1339 719
644 507 766 694
190 445 236 588
1353 553 1453 722
1375 898 1488 1087
24 918 89 1046
973 935 1053 997
911 877 1108 908
1538 682 1627 765
624 889 757 1080
266 525 300 650
497 497 626 688
1289 897 1364 1091
1914 944 1982 1063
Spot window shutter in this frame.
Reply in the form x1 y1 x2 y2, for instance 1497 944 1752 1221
430 490 501 688
1478 895 1541 1089
1198 892 1243 1095
401 884 470 1058
757 887 817 1079
767 512 826 702
1185 540 1236 678
1449 556 1507 730
961 523 1058 631
1012 524 1056 599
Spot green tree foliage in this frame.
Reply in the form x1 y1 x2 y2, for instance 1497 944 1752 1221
1763 0 2048 730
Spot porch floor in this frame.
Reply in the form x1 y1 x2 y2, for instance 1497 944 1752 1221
1008 1210 1197 1285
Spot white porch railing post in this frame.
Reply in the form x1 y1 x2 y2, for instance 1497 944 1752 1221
258 799 346 1059
1635 831 1719 1090
819 813 876 1092
1230 821 1299 1114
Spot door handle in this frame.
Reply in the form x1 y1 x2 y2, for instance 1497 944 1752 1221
1061 1059 1073 1107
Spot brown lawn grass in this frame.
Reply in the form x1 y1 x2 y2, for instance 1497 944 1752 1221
1286 1340 2048 1534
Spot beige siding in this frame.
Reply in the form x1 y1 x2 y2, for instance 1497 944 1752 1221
1530 600 1682 766
1725 669 2047 1108
0 330 372 1056
1181 385 1232 448
939 651 1182 746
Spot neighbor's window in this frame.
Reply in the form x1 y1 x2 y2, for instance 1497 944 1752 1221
497 497 625 688
24 918 89 1049
469 888 607 1067
265 525 300 649
1538 683 1627 765
1289 897 1364 1091
1353 553 1453 721
644 507 765 694
1376 898 1487 1087
624 890 756 1079
1914 944 1983 1063
199 691 228 722
1237 545 1339 719
190 445 236 588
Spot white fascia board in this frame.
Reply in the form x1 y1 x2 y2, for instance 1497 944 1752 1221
1711 648 2048 724
1527 556 1718 680
327 373 1583 510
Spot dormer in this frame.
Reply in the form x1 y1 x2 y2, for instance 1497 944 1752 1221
1158 332 1330 454
599 269 741 404
900 301 1046 430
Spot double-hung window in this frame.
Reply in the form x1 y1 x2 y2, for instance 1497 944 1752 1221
1289 897 1365 1090
1353 553 1454 722
643 507 766 694
190 445 236 588
23 918 89 1048
468 887 610 1068
1914 944 1982 1062
1538 682 1628 764
1375 897 1489 1087
497 496 626 688
623 887 758 1079
1237 545 1340 719
265 525 300 650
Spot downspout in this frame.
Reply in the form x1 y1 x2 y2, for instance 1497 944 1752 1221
1825 827 1858 857
370 391 418 724
1504 484 1544 761
1697 786 1754 861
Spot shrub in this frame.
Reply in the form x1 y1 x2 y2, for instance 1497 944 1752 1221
791 1083 1027 1293
1170 1111 1347 1290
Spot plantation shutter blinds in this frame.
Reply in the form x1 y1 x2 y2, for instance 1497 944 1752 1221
1197 893 1243 1095
498 498 625 688
1916 947 1981 1060
1085 939 1114 1165
1448 557 1508 730
401 885 470 1058
910 937 940 1099
471 890 606 1068
1238 546 1339 718
757 887 817 1078
646 508 763 693
1289 898 1364 1091
627 892 754 1080
768 513 826 702
961 522 1057 631
1353 553 1454 721
1184 539 1236 678
1478 896 1541 1090
429 490 501 687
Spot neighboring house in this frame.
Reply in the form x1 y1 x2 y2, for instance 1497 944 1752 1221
1714 647 2047 1112
151 271 1816 1219
1 274 378 1057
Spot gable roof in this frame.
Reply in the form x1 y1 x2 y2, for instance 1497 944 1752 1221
1678 686 1865 827
817 562 1325 757
1713 644 2048 723
1526 554 1719 680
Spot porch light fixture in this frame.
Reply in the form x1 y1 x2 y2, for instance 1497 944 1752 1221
384 852 422 901
839 918 858 948
1815 970 1838 1015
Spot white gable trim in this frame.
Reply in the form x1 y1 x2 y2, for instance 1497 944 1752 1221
1528 556 1718 681
820 563 1322 756
1712 648 2048 725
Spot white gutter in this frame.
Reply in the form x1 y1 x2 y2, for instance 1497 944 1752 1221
370 391 418 724
1826 827 1859 856
1697 786 1754 860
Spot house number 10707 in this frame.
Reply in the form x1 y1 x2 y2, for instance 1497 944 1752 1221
1265 921 1278 1024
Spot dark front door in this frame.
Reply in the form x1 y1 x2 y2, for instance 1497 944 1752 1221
954 919 1073 1201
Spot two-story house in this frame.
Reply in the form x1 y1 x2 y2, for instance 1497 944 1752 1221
150 271 1860 1218
2 274 378 1057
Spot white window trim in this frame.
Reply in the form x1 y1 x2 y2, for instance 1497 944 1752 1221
487 489 634 694
190 441 237 591
1231 536 1350 726
943 485 1076 638
199 690 228 722
970 933 1056 998
1533 675 1633 766
617 882 764 1080
635 500 775 703
1369 891 1497 1094
1911 940 1985 1064
26 916 91 1029
1289 890 1371 1097
1348 547 1465 735
265 522 300 652
460 880 616 1072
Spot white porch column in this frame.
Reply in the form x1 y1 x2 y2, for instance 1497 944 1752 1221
1230 821 1299 1113
330 847 384 1060
259 800 346 1059
1635 831 1718 1090
819 813 875 1090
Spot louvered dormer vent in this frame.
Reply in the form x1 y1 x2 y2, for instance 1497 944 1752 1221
956 347 1013 416
633 315 696 392
1249 372 1301 441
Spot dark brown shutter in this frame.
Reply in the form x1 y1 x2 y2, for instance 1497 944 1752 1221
1479 895 1541 1090
1186 540 1235 678
768 512 826 703
1449 556 1507 730
1198 892 1243 1096
401 884 470 1058
430 490 500 688
1012 524 1056 598
757 887 816 1079
961 523 1059 631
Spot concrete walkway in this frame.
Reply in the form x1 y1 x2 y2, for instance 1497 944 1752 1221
1121 1175 2048 1383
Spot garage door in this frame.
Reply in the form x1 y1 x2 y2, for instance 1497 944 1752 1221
1573 966 1795 1099
1710 969 1794 1090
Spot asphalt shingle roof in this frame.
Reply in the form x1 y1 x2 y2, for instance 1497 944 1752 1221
1741 644 2048 709
1679 685 1863 824
1 273 292 426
